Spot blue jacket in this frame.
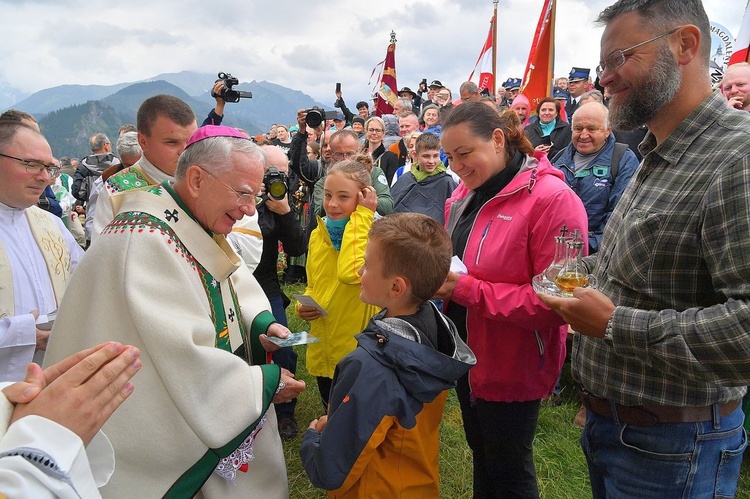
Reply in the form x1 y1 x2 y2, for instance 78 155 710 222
552 134 638 252
391 169 456 225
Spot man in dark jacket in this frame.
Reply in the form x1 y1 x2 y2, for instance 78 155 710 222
257 146 307 439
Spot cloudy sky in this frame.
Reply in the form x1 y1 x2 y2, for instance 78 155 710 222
0 0 743 105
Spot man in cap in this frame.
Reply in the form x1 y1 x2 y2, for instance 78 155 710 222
507 78 522 103
566 67 591 117
420 80 443 110
398 86 422 113
45 125 306 498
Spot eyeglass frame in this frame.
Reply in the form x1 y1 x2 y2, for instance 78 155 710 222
198 166 259 206
596 26 683 78
331 151 356 161
365 128 384 134
0 152 60 178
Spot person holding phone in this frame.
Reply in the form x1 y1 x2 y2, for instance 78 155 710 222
524 97 572 160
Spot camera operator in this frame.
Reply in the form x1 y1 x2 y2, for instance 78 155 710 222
255 145 306 439
288 109 331 238
202 81 228 126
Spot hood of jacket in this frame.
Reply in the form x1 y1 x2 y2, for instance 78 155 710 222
356 302 476 404
80 152 118 176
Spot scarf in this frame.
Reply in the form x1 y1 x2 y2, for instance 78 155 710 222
325 216 350 251
540 119 556 137
412 161 447 182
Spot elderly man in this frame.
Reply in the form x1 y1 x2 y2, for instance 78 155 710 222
552 102 638 253
388 112 420 168
92 95 263 271
0 122 84 382
539 0 750 497
45 126 305 498
723 62 750 111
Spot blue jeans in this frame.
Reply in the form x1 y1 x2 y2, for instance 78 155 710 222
581 404 747 498
268 293 297 418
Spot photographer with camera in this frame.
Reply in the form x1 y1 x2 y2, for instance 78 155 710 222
256 145 306 439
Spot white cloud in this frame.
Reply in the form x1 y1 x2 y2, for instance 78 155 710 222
0 0 743 105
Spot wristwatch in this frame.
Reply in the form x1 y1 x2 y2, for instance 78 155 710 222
603 317 614 342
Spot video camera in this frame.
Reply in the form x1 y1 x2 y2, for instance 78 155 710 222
212 72 252 103
264 166 289 201
305 106 339 128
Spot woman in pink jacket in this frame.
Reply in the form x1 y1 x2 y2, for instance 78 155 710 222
436 102 588 498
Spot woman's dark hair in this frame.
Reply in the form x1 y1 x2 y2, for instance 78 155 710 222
535 97 560 117
443 101 534 160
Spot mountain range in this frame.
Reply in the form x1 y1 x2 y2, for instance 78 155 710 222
1 71 324 159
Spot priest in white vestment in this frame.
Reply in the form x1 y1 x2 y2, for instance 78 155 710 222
0 122 84 382
45 126 305 498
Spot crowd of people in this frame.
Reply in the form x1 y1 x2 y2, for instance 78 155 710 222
1 0 750 497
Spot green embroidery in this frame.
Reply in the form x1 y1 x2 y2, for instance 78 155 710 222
107 167 151 193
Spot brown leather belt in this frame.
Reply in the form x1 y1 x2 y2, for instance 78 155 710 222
580 391 741 427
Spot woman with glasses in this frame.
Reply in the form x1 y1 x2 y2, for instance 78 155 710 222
362 116 399 186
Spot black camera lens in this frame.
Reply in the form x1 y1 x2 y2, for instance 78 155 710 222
305 108 324 128
264 167 288 201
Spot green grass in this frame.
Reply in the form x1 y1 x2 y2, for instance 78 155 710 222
280 284 750 498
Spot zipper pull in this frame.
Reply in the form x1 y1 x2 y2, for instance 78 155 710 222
528 168 538 193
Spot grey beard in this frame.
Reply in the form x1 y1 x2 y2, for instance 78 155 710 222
609 45 682 131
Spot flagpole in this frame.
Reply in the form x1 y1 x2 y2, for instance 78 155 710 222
492 0 499 94
548 0 556 95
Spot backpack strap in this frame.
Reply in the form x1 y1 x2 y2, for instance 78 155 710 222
610 143 629 183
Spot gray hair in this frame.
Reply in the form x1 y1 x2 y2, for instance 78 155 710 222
596 0 710 67
395 98 413 112
459 81 479 94
175 136 265 180
90 133 110 153
580 90 604 104
116 131 141 157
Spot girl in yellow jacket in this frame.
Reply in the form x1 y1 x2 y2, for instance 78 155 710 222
297 156 379 408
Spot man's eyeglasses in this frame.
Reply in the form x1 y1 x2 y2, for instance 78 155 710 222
596 26 682 78
0 152 60 178
331 151 356 161
199 167 259 206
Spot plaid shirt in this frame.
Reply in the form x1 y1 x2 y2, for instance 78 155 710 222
573 91 750 406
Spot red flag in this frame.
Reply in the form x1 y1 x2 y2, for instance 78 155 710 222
375 33 398 116
729 1 750 65
469 18 495 93
520 0 556 113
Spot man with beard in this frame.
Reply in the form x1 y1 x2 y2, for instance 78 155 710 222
539 1 750 497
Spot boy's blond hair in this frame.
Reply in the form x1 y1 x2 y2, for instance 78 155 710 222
368 213 452 306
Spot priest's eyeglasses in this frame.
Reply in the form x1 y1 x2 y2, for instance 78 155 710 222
595 26 683 78
200 167 260 206
0 152 60 178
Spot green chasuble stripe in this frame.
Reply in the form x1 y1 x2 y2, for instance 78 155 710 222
162 363 281 498
250 310 276 366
